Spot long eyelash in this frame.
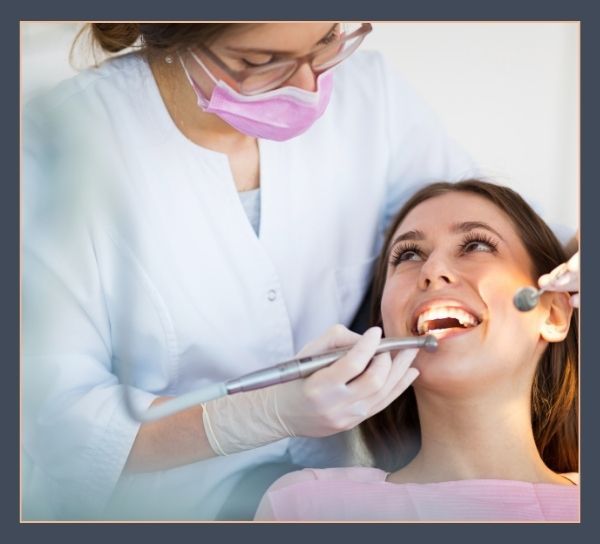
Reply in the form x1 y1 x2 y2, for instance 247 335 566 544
242 57 275 67
320 33 338 45
319 25 341 45
244 27 341 68
460 232 499 252
389 242 422 266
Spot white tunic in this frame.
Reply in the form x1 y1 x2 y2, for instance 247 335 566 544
23 50 475 520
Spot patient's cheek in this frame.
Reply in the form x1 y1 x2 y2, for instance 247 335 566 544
381 297 406 336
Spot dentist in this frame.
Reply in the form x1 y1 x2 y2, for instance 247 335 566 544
24 22 477 520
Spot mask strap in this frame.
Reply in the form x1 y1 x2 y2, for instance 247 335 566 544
187 49 219 85
178 52 212 108
178 53 195 86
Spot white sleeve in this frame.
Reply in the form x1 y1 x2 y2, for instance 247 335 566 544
23 104 156 517
375 53 480 232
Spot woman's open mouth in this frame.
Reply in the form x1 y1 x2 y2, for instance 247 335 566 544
412 305 482 339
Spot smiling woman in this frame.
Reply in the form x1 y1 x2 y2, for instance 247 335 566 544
255 180 578 521
367 181 578 472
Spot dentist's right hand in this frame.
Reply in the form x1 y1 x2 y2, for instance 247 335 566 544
201 325 420 455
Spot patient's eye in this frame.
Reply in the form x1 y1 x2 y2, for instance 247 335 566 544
390 243 424 266
459 233 498 254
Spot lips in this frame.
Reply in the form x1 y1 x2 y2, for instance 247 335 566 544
410 300 482 337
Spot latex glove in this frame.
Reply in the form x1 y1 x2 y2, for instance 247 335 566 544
202 325 419 455
538 251 580 308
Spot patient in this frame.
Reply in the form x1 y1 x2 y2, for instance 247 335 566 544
255 180 579 521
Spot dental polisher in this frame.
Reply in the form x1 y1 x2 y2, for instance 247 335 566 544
513 263 571 312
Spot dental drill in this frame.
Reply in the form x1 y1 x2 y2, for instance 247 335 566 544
123 335 438 422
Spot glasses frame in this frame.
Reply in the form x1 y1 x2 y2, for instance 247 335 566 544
191 22 373 95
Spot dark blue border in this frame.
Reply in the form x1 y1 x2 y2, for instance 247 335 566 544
10 0 597 542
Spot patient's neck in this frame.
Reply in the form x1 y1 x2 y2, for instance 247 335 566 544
388 389 566 485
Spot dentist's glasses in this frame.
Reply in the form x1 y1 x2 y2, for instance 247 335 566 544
189 22 373 95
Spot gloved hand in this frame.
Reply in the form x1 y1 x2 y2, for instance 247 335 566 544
538 251 579 308
202 325 419 455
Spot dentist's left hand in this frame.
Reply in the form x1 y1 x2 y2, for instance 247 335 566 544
201 325 419 455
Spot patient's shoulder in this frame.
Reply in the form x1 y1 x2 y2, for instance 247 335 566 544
561 472 579 485
267 466 387 492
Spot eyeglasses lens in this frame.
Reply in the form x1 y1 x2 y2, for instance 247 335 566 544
239 23 369 95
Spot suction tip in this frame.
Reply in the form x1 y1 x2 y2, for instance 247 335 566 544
423 335 438 352
513 286 540 312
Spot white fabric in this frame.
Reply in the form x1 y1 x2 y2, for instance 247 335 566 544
23 50 476 520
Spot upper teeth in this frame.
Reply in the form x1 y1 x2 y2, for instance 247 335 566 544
416 307 479 335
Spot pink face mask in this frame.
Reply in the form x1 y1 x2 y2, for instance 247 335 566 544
179 51 334 141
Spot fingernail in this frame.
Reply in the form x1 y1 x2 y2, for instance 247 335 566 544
367 326 382 338
554 271 574 287
570 293 580 308
402 348 418 360
407 368 420 382
393 348 417 366
568 252 579 268
541 270 573 289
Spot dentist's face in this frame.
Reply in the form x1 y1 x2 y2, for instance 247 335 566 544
381 192 549 396
186 23 340 95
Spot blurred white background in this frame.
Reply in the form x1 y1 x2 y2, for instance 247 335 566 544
21 21 579 232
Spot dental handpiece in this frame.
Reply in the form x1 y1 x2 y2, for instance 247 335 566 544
125 335 437 422
513 263 570 312
224 335 438 394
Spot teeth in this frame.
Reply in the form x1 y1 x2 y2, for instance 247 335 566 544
416 307 479 335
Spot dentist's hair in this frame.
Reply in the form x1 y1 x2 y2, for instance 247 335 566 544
71 23 250 65
360 179 578 474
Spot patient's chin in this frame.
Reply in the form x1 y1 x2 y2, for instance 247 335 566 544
411 352 494 394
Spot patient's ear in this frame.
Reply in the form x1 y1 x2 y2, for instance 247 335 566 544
539 292 573 343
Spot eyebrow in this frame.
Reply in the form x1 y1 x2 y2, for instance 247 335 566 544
390 229 426 249
451 221 506 241
389 221 505 250
223 23 339 55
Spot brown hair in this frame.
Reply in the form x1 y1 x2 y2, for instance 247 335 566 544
360 180 578 474
71 23 241 65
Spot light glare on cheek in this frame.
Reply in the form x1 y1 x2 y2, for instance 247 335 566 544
380 288 392 324
381 284 406 332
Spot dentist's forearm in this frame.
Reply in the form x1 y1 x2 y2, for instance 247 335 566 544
123 397 217 473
